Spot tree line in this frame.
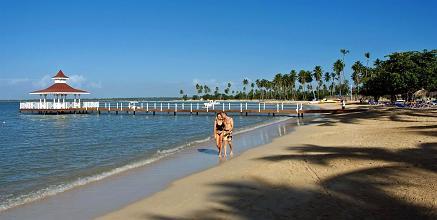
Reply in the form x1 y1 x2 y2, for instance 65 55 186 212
179 49 436 102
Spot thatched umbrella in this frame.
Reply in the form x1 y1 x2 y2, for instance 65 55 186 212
414 89 428 99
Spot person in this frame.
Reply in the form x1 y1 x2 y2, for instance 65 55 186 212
213 112 225 157
221 112 234 157
341 99 346 110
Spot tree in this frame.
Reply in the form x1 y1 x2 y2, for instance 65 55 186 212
298 70 307 100
362 50 437 102
333 59 344 96
313 66 323 99
242 78 249 99
289 70 297 100
255 79 263 100
224 88 230 96
195 84 203 97
340 49 350 97
330 72 336 96
250 82 255 99
351 61 364 98
365 52 370 78
324 72 331 96
281 74 289 99
273 73 283 99
203 85 211 95
214 86 220 99
306 71 314 100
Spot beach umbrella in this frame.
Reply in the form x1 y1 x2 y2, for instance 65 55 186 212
413 89 428 99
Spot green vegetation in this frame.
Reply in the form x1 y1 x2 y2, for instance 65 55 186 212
181 49 437 102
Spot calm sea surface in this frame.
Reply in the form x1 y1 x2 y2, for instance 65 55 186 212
0 101 274 211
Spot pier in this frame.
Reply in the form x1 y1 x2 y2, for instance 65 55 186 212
20 70 365 117
19 101 365 116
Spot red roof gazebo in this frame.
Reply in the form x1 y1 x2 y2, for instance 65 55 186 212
29 70 90 109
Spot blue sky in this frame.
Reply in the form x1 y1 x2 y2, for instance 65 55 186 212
0 0 436 99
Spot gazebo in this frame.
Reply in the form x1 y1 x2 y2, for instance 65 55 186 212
29 70 90 109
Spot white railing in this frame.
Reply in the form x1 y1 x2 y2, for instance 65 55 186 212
20 100 312 112
89 101 308 113
83 102 99 108
19 102 99 110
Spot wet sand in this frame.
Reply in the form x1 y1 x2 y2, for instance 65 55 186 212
98 108 437 219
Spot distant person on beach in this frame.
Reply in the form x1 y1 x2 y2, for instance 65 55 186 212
222 112 234 157
214 113 225 157
342 99 346 110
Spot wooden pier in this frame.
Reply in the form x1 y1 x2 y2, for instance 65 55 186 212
19 101 366 117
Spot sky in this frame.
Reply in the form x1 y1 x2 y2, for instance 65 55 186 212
0 0 436 99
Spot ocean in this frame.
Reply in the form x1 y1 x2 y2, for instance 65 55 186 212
0 101 280 212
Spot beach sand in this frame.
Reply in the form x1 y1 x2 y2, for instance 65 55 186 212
97 108 437 219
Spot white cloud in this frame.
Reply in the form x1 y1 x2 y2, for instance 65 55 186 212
30 73 102 90
87 81 103 89
0 78 31 85
193 78 219 85
69 74 86 87
32 75 52 88
190 78 251 93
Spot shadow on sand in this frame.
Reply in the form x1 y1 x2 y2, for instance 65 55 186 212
146 109 437 219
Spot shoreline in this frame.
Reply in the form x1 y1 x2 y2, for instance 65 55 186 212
97 108 437 219
0 115 309 220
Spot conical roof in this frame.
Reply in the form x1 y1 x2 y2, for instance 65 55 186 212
52 70 69 79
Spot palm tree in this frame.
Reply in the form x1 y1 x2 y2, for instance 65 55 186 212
255 79 263 100
195 84 203 97
214 86 220 99
273 73 283 99
333 59 344 96
281 74 290 99
324 72 331 96
313 66 322 100
330 72 336 96
298 70 307 100
242 78 249 99
224 88 230 96
250 82 255 99
340 49 350 97
351 61 364 99
306 71 313 100
288 70 297 100
203 85 210 96
364 52 370 78
264 80 272 99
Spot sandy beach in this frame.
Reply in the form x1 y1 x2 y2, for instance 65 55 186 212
97 108 437 219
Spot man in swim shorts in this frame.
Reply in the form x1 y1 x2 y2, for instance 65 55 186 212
221 112 234 157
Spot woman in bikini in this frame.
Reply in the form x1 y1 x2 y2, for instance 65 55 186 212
213 113 225 157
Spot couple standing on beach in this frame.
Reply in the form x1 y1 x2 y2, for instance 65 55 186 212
214 112 234 158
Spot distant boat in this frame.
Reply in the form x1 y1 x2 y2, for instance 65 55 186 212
129 101 139 110
203 100 220 108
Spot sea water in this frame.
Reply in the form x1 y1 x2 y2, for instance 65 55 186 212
0 101 277 212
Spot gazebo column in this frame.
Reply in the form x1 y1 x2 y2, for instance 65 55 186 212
74 94 77 108
39 95 42 109
53 95 56 109
62 94 65 109
57 94 61 109
44 94 47 109
78 94 81 108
